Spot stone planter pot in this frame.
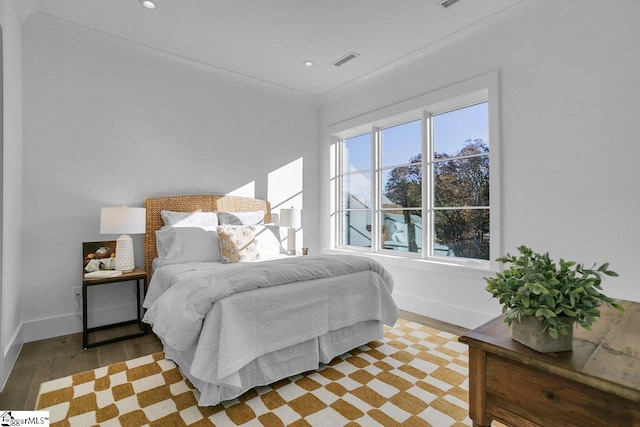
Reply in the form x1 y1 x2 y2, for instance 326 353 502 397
511 316 573 353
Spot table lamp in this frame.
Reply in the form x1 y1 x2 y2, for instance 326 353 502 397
280 207 301 255
100 206 146 272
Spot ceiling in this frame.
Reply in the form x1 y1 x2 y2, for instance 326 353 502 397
24 0 522 99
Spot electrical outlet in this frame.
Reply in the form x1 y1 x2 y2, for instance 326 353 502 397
73 287 82 300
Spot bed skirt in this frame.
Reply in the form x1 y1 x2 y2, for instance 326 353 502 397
162 319 384 406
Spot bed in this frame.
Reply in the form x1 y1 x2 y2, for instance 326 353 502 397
141 194 399 406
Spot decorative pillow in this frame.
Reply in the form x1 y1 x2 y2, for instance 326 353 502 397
155 226 221 263
160 210 219 228
217 225 259 263
218 211 265 226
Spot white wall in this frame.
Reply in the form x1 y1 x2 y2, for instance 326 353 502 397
19 13 320 342
0 0 23 389
321 0 640 328
5 0 640 389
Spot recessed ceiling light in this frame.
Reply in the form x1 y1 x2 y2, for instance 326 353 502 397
141 0 156 9
303 61 314 67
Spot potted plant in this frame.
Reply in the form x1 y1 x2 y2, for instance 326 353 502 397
485 245 623 352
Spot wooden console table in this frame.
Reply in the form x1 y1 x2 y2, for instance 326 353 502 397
459 300 640 427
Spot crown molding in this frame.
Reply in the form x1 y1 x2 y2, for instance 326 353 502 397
10 0 35 25
319 0 524 107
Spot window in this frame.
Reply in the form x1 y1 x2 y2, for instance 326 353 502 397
342 133 372 247
380 120 422 254
433 104 490 260
332 92 493 265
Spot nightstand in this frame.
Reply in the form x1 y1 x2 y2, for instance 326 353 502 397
82 267 147 349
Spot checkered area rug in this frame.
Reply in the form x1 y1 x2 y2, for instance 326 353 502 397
36 319 473 426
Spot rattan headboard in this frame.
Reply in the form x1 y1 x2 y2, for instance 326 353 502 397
144 194 272 281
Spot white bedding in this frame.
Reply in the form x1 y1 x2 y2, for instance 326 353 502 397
142 254 398 406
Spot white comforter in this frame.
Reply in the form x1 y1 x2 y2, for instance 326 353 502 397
142 254 398 401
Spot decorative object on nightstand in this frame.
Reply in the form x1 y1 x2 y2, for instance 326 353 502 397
280 207 301 255
100 206 146 272
83 240 118 275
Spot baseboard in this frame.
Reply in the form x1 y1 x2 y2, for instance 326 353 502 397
22 302 140 343
19 296 487 340
393 291 494 330
0 323 23 391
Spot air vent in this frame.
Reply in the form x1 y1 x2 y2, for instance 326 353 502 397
333 52 360 67
438 0 461 8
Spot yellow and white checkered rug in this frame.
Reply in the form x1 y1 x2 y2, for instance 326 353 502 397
36 319 474 426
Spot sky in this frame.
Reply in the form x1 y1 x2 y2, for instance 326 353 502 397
342 102 489 205
344 102 488 172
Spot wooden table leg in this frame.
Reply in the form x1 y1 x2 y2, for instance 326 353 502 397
468 347 492 427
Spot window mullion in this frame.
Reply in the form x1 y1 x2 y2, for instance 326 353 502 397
336 140 343 248
371 126 380 252
423 110 432 260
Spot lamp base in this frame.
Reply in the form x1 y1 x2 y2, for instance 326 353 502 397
287 227 296 255
115 234 135 272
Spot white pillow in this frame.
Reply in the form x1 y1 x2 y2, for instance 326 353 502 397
253 225 287 256
155 226 221 263
218 210 265 225
160 210 219 228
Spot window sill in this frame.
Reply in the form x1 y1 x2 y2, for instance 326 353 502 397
323 248 495 278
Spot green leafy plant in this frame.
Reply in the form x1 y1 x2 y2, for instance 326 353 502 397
485 245 623 339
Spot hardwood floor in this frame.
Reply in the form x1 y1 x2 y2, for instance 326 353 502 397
399 309 470 336
0 310 466 411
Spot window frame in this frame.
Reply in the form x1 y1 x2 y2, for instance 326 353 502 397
329 73 500 270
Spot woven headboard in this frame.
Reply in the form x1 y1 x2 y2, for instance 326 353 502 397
144 194 272 281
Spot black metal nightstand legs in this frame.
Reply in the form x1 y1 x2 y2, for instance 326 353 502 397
82 269 147 349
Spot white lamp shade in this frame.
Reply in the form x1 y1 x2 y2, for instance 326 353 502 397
100 207 146 235
280 208 301 228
